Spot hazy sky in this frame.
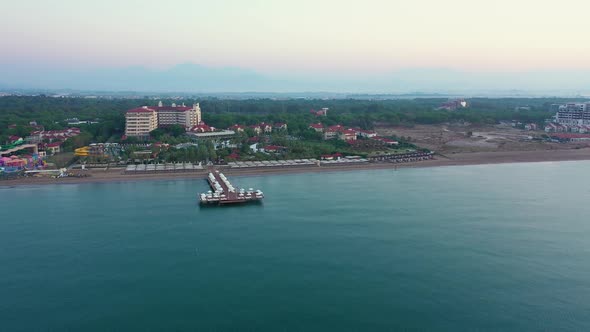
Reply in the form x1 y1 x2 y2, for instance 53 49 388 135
2 0 589 75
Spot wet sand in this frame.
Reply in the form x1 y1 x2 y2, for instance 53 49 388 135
2 148 590 187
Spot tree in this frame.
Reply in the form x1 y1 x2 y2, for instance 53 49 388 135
62 132 92 152
168 125 186 137
207 143 217 162
197 144 208 161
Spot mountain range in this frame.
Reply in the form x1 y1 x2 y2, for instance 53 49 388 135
1 63 589 96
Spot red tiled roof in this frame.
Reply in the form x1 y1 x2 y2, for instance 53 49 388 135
190 124 214 132
152 106 192 111
321 153 343 159
309 123 324 129
46 142 62 147
327 125 345 131
127 105 193 112
127 107 155 113
32 128 81 138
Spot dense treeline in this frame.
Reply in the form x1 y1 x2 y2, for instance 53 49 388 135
0 95 571 145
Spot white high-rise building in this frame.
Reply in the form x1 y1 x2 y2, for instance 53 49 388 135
124 103 202 137
154 103 201 128
555 102 590 125
124 107 158 137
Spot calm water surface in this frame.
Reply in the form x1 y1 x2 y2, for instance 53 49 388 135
1 161 590 331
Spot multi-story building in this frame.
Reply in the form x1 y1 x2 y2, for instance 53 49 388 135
125 107 158 137
29 127 81 142
273 122 288 131
356 129 377 138
436 99 468 111
310 108 329 116
309 123 324 132
229 124 245 133
249 123 273 135
339 129 357 141
154 102 201 128
323 125 345 140
124 102 202 137
555 103 590 126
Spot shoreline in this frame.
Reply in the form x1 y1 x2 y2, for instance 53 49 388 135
2 148 590 187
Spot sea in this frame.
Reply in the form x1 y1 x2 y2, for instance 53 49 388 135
1 161 590 331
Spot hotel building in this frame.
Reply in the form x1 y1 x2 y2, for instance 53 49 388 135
555 103 590 126
125 102 202 137
154 102 201 128
124 107 158 137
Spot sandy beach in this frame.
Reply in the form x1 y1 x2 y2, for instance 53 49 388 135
2 148 590 187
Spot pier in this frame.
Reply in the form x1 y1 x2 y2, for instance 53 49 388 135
199 171 264 205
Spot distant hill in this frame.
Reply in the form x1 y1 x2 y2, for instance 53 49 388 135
1 63 590 95
0 64 276 92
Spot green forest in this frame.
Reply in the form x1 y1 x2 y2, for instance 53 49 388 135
0 95 567 147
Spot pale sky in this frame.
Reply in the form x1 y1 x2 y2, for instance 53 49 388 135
1 0 590 75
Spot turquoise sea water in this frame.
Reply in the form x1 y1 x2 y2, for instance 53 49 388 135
2 161 590 331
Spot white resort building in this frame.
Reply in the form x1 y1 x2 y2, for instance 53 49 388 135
125 102 202 137
555 103 590 126
124 107 159 137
